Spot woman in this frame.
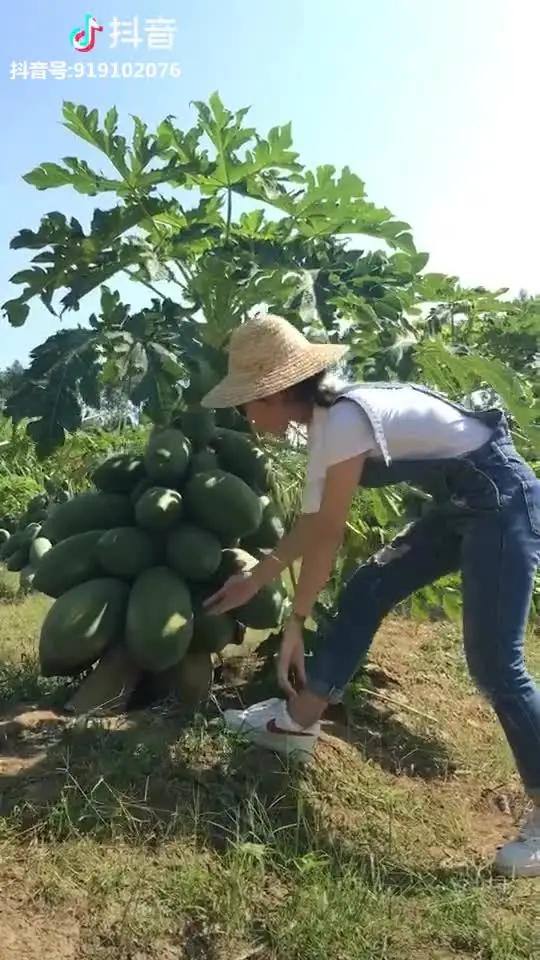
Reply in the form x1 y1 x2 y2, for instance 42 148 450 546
201 313 540 878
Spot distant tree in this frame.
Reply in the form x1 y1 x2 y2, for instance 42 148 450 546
0 361 26 410
82 384 138 432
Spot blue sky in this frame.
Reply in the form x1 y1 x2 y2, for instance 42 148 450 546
1 0 538 366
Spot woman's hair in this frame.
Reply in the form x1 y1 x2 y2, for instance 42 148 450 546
236 371 340 417
285 370 339 408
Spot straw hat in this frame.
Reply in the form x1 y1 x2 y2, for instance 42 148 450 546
200 314 349 409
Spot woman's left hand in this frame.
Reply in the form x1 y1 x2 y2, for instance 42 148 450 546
277 617 306 699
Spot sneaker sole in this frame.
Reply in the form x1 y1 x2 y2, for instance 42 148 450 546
493 861 540 879
224 718 315 760
248 728 315 760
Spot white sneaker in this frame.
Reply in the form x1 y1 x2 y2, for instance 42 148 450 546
494 806 540 878
223 697 320 759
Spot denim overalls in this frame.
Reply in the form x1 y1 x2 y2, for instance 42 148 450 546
306 383 540 795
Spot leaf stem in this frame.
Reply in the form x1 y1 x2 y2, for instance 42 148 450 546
225 188 232 244
123 270 164 300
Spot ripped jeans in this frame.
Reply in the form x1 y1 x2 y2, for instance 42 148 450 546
307 444 540 795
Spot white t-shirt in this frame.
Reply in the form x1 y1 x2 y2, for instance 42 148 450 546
301 385 492 514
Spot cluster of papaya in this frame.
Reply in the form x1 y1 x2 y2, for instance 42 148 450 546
12 408 288 713
0 488 72 592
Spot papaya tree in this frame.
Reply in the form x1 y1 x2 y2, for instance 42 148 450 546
0 94 438 453
3 94 538 459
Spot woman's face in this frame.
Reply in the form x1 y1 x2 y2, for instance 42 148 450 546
242 393 295 436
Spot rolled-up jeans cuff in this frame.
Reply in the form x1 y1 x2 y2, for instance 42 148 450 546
305 675 345 704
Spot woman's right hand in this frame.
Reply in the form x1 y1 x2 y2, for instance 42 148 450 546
203 571 258 616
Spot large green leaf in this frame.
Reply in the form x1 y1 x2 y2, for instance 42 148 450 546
61 102 131 179
189 94 302 195
2 200 177 323
416 339 540 452
3 329 101 458
23 158 121 195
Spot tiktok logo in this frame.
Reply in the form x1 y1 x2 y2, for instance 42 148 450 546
70 15 103 53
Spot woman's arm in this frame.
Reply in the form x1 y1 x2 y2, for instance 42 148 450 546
248 514 314 587
289 452 366 617
250 452 366 609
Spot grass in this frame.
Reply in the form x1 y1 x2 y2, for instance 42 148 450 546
0 581 539 959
